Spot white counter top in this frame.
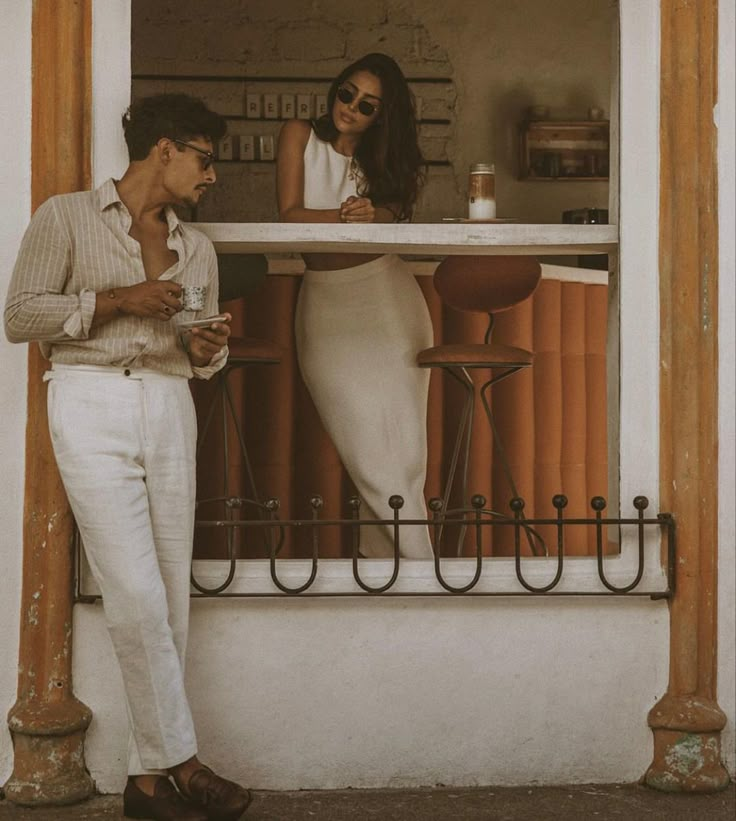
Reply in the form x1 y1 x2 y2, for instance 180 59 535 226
195 222 617 256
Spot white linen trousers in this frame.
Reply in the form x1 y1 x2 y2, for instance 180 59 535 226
45 363 198 774
295 254 434 558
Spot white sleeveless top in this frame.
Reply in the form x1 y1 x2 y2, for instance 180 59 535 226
303 128 360 209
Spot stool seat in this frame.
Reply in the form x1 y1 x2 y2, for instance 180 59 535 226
228 335 282 363
417 342 533 368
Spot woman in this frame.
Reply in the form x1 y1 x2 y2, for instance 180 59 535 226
277 52 434 559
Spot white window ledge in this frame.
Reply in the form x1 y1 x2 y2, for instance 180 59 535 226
195 222 617 258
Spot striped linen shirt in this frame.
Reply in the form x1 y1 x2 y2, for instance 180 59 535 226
4 178 227 379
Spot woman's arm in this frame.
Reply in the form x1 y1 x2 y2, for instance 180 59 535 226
277 120 343 223
276 120 399 225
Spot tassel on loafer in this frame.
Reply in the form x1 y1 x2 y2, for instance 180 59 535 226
179 765 253 821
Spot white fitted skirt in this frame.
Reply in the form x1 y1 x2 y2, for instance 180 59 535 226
295 254 434 558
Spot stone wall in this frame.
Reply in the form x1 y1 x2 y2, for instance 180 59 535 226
132 0 615 223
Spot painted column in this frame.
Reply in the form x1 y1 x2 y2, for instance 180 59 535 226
645 0 730 792
3 0 94 805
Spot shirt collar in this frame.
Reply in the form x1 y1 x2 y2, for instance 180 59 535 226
96 177 183 237
96 178 122 212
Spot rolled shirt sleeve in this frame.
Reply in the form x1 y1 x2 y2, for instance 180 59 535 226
4 198 95 344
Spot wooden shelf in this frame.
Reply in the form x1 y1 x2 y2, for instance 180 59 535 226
212 158 452 167
132 73 454 84
519 120 610 181
222 114 451 125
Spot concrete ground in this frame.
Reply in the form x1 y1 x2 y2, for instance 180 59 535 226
0 783 733 820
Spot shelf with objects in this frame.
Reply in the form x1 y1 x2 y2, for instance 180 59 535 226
518 120 610 181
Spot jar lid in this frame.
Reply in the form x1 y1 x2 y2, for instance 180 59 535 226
470 162 495 174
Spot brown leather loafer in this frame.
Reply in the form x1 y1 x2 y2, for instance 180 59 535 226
180 765 253 821
123 776 208 821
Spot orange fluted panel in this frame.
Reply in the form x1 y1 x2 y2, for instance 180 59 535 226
491 298 535 555
584 284 610 552
560 282 589 555
194 274 610 561
532 280 563 553
243 276 300 555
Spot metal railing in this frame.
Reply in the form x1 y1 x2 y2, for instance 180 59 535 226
74 494 674 601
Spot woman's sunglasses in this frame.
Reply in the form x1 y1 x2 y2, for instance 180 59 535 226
336 86 380 117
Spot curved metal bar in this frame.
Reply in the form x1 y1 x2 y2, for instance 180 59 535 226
349 496 362 557
192 497 286 595
191 499 238 595
190 553 237 595
351 496 402 594
196 495 287 556
432 496 484 594
513 497 565 593
428 497 444 556
269 497 319 595
595 496 647 593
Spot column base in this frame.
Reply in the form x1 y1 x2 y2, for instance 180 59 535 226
645 694 731 792
4 697 94 806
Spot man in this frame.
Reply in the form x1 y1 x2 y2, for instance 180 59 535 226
5 94 251 821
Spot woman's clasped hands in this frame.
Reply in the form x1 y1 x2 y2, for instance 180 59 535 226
339 195 375 223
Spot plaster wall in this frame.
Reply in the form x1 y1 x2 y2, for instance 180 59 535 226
717 0 735 777
0 0 31 788
76 599 670 792
92 2 132 184
131 0 615 224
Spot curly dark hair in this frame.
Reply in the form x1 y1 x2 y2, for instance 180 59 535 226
122 93 227 161
313 53 426 221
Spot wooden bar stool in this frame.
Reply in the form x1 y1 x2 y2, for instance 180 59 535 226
417 255 544 555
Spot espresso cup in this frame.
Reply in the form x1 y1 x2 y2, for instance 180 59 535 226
181 285 206 312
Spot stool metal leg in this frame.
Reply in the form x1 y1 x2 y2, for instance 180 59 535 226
222 367 261 505
440 366 475 555
480 375 546 557
437 362 546 557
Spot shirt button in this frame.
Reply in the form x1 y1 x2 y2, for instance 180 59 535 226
124 369 131 376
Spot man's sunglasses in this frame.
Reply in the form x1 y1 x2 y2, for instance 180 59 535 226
172 139 215 170
336 86 380 117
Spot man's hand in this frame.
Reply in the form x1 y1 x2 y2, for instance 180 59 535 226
115 281 183 321
339 196 376 223
187 314 231 367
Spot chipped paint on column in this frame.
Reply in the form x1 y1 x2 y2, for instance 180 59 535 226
3 0 94 806
645 0 729 792
648 728 728 793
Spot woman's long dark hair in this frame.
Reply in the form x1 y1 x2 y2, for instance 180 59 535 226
313 53 426 221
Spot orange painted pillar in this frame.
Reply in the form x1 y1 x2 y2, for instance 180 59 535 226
3 0 94 805
645 0 729 792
